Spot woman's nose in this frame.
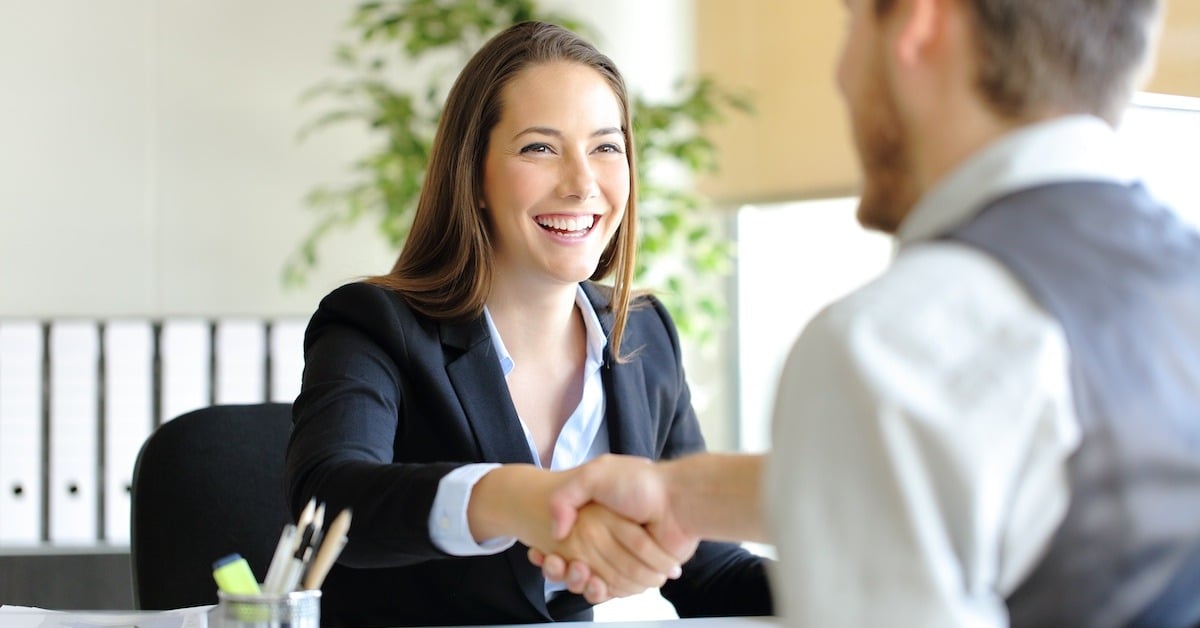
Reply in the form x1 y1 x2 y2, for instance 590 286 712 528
558 153 599 200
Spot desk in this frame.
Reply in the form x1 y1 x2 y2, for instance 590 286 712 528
497 619 774 627
0 606 776 628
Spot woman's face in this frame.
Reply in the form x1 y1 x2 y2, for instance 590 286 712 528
481 61 629 291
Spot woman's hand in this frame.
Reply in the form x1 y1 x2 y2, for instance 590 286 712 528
528 548 600 600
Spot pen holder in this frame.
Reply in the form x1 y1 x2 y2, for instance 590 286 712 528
215 589 321 628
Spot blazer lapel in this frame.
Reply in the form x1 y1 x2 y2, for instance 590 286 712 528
581 284 656 459
441 317 550 619
602 353 656 458
440 318 533 465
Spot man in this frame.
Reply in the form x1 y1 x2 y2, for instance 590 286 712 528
532 0 1200 625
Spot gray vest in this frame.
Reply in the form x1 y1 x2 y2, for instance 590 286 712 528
947 182 1200 628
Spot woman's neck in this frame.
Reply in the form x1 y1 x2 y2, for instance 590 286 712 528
486 280 583 359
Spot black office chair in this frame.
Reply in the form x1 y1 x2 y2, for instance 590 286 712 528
130 403 294 610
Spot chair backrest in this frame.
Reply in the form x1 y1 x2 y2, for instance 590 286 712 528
130 403 293 610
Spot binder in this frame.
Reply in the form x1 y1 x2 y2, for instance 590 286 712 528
48 321 100 544
0 321 45 545
214 319 266 405
102 320 153 545
269 318 306 403
160 319 211 423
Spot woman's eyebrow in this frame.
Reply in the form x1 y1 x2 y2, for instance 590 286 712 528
512 126 623 140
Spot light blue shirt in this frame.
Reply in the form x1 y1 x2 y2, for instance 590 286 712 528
428 285 610 598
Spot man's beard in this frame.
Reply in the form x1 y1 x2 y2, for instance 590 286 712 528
852 70 920 234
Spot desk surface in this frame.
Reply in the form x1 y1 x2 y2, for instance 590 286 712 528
495 620 774 627
0 605 776 628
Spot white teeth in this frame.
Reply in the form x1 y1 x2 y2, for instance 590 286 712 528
537 215 596 234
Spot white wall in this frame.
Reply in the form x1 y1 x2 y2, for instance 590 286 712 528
0 0 364 317
0 0 694 318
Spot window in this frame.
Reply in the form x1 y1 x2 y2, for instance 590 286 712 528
735 94 1200 451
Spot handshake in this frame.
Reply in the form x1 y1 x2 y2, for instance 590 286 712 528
472 453 765 604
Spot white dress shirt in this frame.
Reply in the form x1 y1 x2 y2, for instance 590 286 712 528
767 116 1137 627
428 285 609 598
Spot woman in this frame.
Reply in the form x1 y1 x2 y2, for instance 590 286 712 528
285 21 771 626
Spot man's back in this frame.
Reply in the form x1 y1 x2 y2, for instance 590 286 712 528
953 181 1200 628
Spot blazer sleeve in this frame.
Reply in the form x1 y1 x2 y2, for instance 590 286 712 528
639 296 775 617
284 282 464 568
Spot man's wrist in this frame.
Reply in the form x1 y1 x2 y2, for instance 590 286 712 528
659 453 768 543
658 457 694 537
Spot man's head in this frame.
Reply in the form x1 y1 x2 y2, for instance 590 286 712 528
840 0 1163 232
933 0 1160 124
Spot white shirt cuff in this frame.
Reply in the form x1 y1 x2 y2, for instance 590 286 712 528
429 463 518 556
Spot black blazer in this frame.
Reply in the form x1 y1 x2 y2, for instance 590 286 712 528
285 282 772 626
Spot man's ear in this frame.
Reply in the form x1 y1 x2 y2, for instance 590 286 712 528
892 0 946 67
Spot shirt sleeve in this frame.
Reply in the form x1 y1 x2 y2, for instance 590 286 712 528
428 463 518 556
765 243 1080 628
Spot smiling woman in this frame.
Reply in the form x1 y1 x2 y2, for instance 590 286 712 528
283 20 772 628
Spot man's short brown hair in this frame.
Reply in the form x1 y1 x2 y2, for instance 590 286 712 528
875 0 1162 123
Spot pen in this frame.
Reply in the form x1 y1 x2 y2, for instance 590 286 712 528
303 504 328 573
308 502 328 552
294 498 317 540
212 553 262 595
279 525 316 593
303 509 352 590
266 498 316 594
262 523 297 595
279 507 323 593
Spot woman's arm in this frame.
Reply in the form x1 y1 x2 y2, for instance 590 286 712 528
287 283 687 589
286 313 460 567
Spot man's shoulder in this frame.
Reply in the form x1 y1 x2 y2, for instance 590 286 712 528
784 240 1072 421
808 241 1056 347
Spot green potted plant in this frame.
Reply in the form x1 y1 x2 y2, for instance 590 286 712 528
285 0 750 343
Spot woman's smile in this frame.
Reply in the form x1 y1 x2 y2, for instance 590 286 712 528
535 214 600 239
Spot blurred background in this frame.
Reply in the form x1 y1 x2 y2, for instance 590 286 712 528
1 0 1197 617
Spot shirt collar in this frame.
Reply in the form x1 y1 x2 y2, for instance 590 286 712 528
898 114 1138 247
482 284 607 377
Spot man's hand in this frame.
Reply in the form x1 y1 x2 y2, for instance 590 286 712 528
532 503 682 602
530 455 700 602
548 455 687 543
467 463 689 604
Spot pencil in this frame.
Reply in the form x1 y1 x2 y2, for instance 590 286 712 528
302 509 352 590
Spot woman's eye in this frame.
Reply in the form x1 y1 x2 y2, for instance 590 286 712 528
595 143 624 154
520 143 552 154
